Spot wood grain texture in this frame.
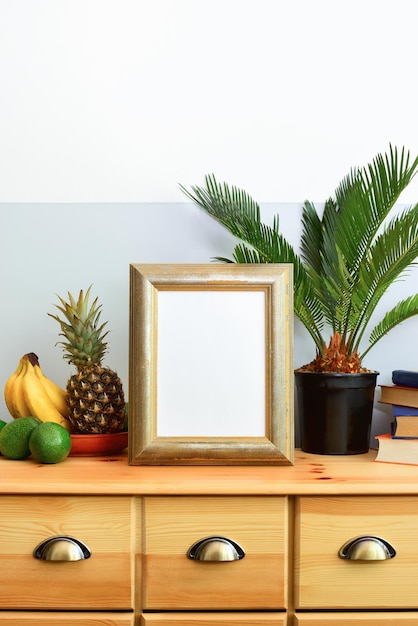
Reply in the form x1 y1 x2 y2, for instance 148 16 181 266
2 449 418 496
294 614 418 624
143 496 287 610
3 452 418 622
295 496 418 609
0 496 133 610
141 613 286 625
0 613 133 625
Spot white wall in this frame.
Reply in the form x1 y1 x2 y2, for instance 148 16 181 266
0 0 417 202
1 0 418 443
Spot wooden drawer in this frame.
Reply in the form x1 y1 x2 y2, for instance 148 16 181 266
0 496 133 610
143 496 287 610
0 613 133 625
295 496 418 609
294 613 418 624
141 613 287 625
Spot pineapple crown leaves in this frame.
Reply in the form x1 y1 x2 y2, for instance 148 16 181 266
180 146 418 367
48 285 110 368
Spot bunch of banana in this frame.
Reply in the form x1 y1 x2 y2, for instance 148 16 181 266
4 353 70 431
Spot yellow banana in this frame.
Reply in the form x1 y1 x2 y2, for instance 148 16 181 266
21 357 71 431
33 362 69 418
4 357 24 417
10 356 33 418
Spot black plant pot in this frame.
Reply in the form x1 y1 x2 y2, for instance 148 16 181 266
295 371 379 455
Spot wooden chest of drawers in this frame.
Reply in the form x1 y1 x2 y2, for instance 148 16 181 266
3 449 418 624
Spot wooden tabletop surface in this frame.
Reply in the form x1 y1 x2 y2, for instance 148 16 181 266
2 448 418 496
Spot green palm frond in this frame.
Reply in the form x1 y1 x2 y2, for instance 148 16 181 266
231 244 265 264
349 205 418 353
231 239 325 348
180 146 418 369
320 246 356 336
364 293 418 358
332 146 418 271
318 146 418 327
300 200 325 280
179 174 261 241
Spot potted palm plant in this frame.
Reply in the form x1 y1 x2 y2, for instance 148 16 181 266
180 146 418 454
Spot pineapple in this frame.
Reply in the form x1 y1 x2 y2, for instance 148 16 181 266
48 286 125 434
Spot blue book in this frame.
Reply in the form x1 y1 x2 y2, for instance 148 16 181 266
392 370 418 388
392 404 418 417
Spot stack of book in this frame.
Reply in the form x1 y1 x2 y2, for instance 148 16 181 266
375 369 418 465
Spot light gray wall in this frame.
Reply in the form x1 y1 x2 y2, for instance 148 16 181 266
2 202 417 446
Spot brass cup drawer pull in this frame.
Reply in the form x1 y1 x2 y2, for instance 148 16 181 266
339 535 396 561
34 536 92 561
187 536 245 562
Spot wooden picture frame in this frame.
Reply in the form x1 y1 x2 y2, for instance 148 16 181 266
128 263 294 465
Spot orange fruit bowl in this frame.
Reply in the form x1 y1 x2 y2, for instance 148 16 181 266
69 431 128 457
